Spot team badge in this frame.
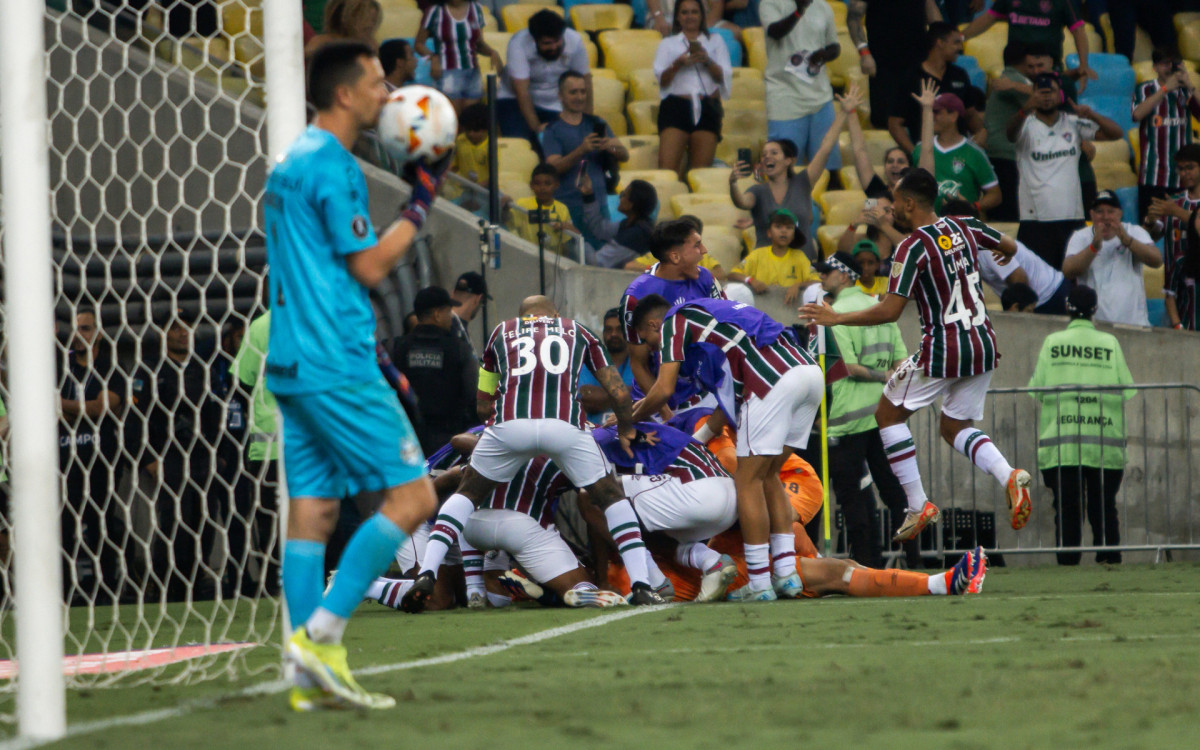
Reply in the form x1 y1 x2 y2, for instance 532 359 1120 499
891 261 903 278
401 437 421 465
1062 132 1073 144
351 215 369 239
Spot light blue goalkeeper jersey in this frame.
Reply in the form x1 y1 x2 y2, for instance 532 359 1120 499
264 125 379 395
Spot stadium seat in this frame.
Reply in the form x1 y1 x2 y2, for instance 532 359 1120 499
817 224 863 257
563 0 606 12
723 107 768 142
1144 263 1166 301
730 67 765 100
991 222 1019 238
595 107 628 135
1128 127 1140 171
502 4 562 33
480 6 499 31
715 134 764 167
1090 139 1132 169
627 100 660 135
810 169 830 204
823 200 864 226
837 130 898 168
816 188 867 217
571 4 634 33
1062 23 1105 62
744 27 766 72
709 27 742 68
742 226 756 255
1114 185 1139 223
963 21 1007 79
705 232 744 270
584 38 599 66
956 55 987 91
498 171 534 201
498 141 540 178
830 0 847 30
1093 163 1138 190
1179 16 1200 63
591 67 619 80
598 30 662 79
592 75 627 112
1080 94 1134 135
1066 54 1135 99
628 69 660 102
826 32 857 89
231 34 265 79
687 167 754 195
220 2 261 38
617 135 660 170
1133 59 1199 83
478 31 514 74
376 6 423 41
618 168 679 188
670 193 750 227
1132 25 1155 63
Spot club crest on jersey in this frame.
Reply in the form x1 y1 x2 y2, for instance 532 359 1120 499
1062 132 1073 144
400 437 421 465
951 158 965 174
891 261 903 278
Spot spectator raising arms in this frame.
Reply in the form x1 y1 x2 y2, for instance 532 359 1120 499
653 0 733 177
761 0 842 172
1133 50 1200 221
414 0 501 113
984 42 1051 222
844 92 911 199
732 82 863 254
912 80 1001 215
578 169 659 269
888 22 983 155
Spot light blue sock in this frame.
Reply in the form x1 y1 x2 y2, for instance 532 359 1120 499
320 514 408 618
282 539 326 630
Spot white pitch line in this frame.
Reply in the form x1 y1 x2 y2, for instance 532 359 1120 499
0 604 675 750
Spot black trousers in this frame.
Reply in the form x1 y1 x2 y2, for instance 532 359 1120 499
1042 465 1124 566
62 460 132 603
990 158 1020 222
1017 219 1085 271
152 467 221 602
1107 0 1179 61
828 429 923 569
225 459 281 597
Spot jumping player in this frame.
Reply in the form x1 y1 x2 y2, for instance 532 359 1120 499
803 167 1033 543
266 42 449 711
401 295 668 609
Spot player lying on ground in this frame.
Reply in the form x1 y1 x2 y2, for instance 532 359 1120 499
400 295 669 611
803 167 1033 544
630 293 824 602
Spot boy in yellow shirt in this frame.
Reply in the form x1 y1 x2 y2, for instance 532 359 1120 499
510 164 580 257
728 208 817 303
451 104 489 187
853 238 889 298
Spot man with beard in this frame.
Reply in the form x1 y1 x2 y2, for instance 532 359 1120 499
495 9 592 146
577 308 634 425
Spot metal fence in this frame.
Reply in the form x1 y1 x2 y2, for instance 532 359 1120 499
891 383 1200 564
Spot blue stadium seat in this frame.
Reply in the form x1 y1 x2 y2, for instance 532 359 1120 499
957 55 987 91
564 0 611 16
1065 53 1130 71
1066 53 1135 99
1114 185 1139 224
709 27 742 68
1147 299 1167 327
629 0 647 27
1080 94 1134 135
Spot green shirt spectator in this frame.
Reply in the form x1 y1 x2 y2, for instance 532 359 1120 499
230 311 279 463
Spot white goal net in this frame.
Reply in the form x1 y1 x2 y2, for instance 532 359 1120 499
0 0 289 722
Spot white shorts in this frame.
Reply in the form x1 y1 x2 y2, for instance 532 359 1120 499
471 418 611 487
395 520 461 570
483 549 512 573
621 475 738 543
737 364 824 457
883 359 992 421
463 509 580 584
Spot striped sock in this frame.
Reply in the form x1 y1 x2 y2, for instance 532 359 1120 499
461 536 485 598
744 543 770 590
879 423 928 512
953 428 1014 486
419 493 475 577
604 500 649 586
369 577 415 610
769 534 797 577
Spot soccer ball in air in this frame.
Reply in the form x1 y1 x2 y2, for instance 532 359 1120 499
377 85 458 165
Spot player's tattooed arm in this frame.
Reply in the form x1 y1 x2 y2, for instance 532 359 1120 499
594 365 634 428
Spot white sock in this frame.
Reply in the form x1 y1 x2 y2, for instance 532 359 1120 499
420 494 475 576
770 534 797 577
461 537 485 597
676 541 721 572
880 423 928 512
645 550 667 589
952 428 1014 486
744 542 770 590
604 500 650 586
365 578 387 601
927 571 949 596
486 592 512 608
305 607 347 644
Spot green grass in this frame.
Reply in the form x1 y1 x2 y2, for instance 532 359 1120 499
21 564 1200 749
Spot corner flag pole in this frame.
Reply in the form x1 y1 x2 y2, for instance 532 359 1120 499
817 324 831 557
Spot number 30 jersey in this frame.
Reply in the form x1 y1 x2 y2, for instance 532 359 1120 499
481 316 612 427
889 215 1002 378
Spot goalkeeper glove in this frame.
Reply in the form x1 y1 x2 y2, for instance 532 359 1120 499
400 151 453 229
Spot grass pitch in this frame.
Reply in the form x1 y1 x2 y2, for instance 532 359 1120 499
21 563 1200 749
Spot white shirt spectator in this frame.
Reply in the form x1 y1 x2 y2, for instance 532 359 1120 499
760 0 837 121
497 28 590 112
653 33 731 111
977 241 1066 308
1015 112 1100 222
1063 223 1154 326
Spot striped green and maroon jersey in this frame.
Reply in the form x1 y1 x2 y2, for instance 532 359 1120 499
888 215 1002 378
660 305 816 403
661 442 732 484
421 2 484 71
482 316 611 427
485 455 572 529
1134 81 1200 189
1163 192 1200 330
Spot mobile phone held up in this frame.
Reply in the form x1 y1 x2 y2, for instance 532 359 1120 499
593 120 606 138
689 40 702 56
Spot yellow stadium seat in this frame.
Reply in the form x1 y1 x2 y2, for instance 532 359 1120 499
650 181 690 219
723 107 768 141
1133 26 1154 63
592 75 627 112
704 233 744 270
826 31 858 89
838 130 899 168
232 34 265 78
592 67 619 81
221 2 261 37
687 167 757 196
744 26 766 72
478 31 513 74
1179 17 1200 62
726 98 766 112
571 4 634 33
1127 128 1140 171
618 169 680 189
742 227 756 255
1144 264 1165 301
816 189 868 216
1093 163 1138 189
618 135 660 170
838 164 886 192
595 107 628 135
502 4 562 33
730 67 765 100
1090 139 1132 168
498 137 535 154
818 224 864 256
1133 59 1199 83
1062 24 1104 61
376 7 423 41
824 199 865 225
498 171 534 201
628 69 661 102
480 6 498 31
670 193 750 227
584 38 599 67
497 143 540 179
830 0 847 30
991 222 1019 238
627 100 660 135
963 21 1007 79
810 169 830 203
598 30 662 80
715 134 764 167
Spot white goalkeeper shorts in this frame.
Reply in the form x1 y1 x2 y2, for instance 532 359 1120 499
471 418 611 488
737 364 823 457
463 509 580 584
883 359 992 422
621 475 738 543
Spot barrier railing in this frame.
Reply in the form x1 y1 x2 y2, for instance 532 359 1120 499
889 383 1200 563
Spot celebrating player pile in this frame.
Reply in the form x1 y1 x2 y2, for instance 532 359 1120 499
803 167 1034 543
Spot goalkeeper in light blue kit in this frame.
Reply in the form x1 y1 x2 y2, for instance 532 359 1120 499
264 41 451 711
